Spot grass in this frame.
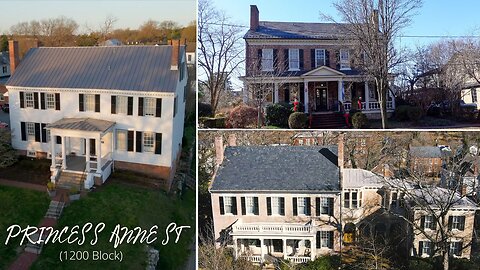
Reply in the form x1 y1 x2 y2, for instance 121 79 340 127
1 157 51 185
0 186 50 269
31 181 195 270
368 116 460 129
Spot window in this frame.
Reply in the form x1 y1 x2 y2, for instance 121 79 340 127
261 48 274 71
352 192 358 208
143 132 155 153
315 49 326 67
340 49 350 70
116 129 127 151
390 191 398 208
471 88 478 103
271 197 281 215
85 94 95 112
46 93 55 109
224 197 233 214
2 65 7 73
450 216 465 230
344 190 360 208
46 129 51 143
423 215 435 230
144 98 156 116
25 92 34 108
0 93 3 101
421 241 432 256
320 198 331 215
289 49 300 70
317 231 333 249
174 97 177 117
344 192 350 208
116 96 128 114
220 196 237 215
297 197 309 215
246 197 255 215
449 241 462 256
187 54 192 62
26 122 35 141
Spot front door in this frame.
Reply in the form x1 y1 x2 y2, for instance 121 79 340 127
315 87 328 111
89 139 96 156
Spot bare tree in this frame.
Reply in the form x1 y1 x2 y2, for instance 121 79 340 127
99 15 118 42
323 0 422 129
198 0 244 115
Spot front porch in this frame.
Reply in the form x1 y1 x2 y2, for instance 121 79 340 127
47 118 116 190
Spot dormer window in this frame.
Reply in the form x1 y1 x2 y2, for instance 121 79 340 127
261 48 274 71
340 49 350 70
289 49 300 71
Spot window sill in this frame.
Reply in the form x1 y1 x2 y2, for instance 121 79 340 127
288 68 300 71
261 69 274 72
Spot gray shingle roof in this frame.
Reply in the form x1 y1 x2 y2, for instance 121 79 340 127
409 146 442 158
7 45 184 92
210 146 340 192
46 118 115 132
244 21 353 40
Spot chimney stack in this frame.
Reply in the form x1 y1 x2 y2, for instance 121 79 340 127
8 40 19 74
170 39 180 70
337 133 344 171
228 134 237 146
215 136 224 166
250 5 259 31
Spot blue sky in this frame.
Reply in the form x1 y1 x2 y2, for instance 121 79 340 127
0 0 196 34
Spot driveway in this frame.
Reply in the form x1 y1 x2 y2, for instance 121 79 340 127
0 110 10 125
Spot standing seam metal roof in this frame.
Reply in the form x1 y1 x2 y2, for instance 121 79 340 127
6 46 185 92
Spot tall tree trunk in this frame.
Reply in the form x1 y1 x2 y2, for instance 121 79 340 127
443 251 449 270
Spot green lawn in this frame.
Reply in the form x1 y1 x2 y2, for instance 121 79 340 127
0 186 50 269
31 181 195 270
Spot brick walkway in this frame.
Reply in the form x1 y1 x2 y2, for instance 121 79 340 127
0 178 45 192
8 253 38 270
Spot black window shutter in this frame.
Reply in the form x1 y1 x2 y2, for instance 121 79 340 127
127 131 134 152
328 231 334 248
111 96 117 114
127 97 133 115
311 49 316 69
241 197 246 215
56 136 61 144
306 197 311 216
280 197 285 216
155 133 162 154
299 49 304 70
55 93 60 110
41 123 47 143
267 197 272 216
329 198 334 216
316 197 321 216
40 93 46 110
419 241 423 256
34 123 40 142
136 131 142 152
325 50 330 67
20 92 25 108
232 197 237 215
459 216 465 231
273 49 278 73
421 216 425 229
448 216 453 230
20 122 26 141
457 242 463 256
431 242 435 256
316 232 321 248
79 94 84 111
95 94 100 112
138 97 144 116
254 197 259 215
257 49 262 71
284 49 289 70
219 197 225 215
156 98 162 117
33 92 39 109
432 216 437 230
293 197 298 216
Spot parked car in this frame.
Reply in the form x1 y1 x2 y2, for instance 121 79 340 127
1 104 9 113
0 122 8 128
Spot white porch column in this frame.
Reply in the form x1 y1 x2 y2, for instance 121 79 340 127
310 236 316 261
304 81 309 113
260 238 265 263
234 237 238 260
86 138 90 171
283 238 287 259
365 82 370 110
50 133 56 168
337 80 343 111
61 136 66 169
274 83 279 104
96 135 102 173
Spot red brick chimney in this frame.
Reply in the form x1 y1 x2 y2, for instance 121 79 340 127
250 5 259 31
337 133 344 171
170 39 180 71
215 136 224 166
8 40 19 74
228 134 237 146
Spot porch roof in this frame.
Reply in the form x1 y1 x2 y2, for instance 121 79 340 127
46 118 115 132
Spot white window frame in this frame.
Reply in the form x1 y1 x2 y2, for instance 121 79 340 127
144 97 156 116
143 132 155 153
46 93 55 109
344 189 360 209
26 122 35 141
424 215 434 230
261 48 274 71
319 231 331 249
315 49 326 67
271 197 281 215
422 241 432 256
471 88 478 103
246 197 255 215
340 49 350 70
289 49 300 71
25 92 34 108
116 129 128 151
451 216 463 230
297 197 308 215
116 95 128 114
85 94 95 112
449 241 461 256
320 197 331 215
223 196 233 214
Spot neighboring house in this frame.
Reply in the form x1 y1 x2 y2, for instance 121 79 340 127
0 52 10 77
99 39 123 46
409 146 443 179
186 41 196 65
6 39 187 190
242 5 395 120
461 82 480 110
0 85 8 106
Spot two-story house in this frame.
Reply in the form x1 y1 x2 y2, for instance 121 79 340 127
0 51 10 106
6 39 187 191
409 146 444 180
242 5 395 124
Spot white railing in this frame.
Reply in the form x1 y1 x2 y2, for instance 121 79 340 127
286 256 311 264
232 224 313 234
344 101 393 111
240 255 262 263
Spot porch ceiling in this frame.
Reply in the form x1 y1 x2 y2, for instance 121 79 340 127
46 118 115 133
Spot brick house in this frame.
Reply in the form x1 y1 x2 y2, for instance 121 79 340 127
409 146 444 178
242 5 395 125
6 40 187 190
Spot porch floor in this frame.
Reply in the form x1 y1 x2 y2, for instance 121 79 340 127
64 155 111 172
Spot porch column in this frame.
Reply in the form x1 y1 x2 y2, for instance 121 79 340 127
85 138 90 171
365 82 370 110
50 133 56 168
283 238 287 259
311 235 316 261
96 134 102 173
260 238 265 263
61 136 66 169
337 80 343 111
274 83 279 104
304 81 309 113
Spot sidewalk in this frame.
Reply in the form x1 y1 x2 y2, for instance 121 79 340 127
0 178 45 192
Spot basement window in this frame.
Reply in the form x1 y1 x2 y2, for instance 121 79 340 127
26 150 36 157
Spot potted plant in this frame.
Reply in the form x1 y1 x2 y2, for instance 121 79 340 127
69 187 81 201
47 182 56 197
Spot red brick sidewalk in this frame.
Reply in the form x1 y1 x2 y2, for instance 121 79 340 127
0 178 45 192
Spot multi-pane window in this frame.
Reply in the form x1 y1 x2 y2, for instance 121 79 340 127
451 216 464 230
46 93 55 109
246 197 255 214
25 92 34 108
449 241 462 256
262 48 274 71
143 132 155 152
390 191 398 208
344 192 350 208
297 197 308 215
144 98 156 116
271 197 281 215
289 49 300 70
471 88 478 103
424 215 434 230
315 49 326 67
46 129 51 143
224 197 233 214
320 198 331 215
318 231 333 248
2 65 7 73
344 190 360 208
351 192 358 208
116 96 128 114
340 49 350 69
26 122 35 141
116 129 127 151
85 94 95 112
421 241 432 256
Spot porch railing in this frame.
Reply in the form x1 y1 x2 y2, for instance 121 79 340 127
239 255 262 263
286 256 311 264
232 224 314 234
344 101 393 111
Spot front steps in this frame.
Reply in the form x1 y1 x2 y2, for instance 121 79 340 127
44 201 65 219
310 112 347 129
56 171 85 191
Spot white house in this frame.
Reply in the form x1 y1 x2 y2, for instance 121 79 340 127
6 40 187 191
